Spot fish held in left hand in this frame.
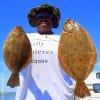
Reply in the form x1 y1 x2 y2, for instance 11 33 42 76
3 26 32 88
58 19 97 98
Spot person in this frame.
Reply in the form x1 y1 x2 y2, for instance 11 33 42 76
15 4 74 100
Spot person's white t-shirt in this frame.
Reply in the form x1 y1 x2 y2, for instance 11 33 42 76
15 33 74 100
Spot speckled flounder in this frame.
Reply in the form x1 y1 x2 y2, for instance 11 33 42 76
3 26 32 88
58 19 97 98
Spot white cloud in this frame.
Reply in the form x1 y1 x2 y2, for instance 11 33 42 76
95 62 100 66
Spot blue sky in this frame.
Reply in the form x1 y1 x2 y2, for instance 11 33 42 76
0 0 100 92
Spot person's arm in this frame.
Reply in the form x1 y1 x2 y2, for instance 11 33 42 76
15 64 31 100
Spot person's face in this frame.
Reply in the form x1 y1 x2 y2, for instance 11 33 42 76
35 11 53 34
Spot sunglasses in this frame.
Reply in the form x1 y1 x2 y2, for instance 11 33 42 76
35 13 52 19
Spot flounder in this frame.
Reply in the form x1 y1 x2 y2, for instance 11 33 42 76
58 19 97 98
3 26 32 88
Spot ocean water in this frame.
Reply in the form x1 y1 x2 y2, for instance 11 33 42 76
0 92 16 100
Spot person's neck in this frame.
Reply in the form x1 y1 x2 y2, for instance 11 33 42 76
38 31 53 35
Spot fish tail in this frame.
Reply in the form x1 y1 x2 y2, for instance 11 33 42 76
7 72 19 88
74 81 91 98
